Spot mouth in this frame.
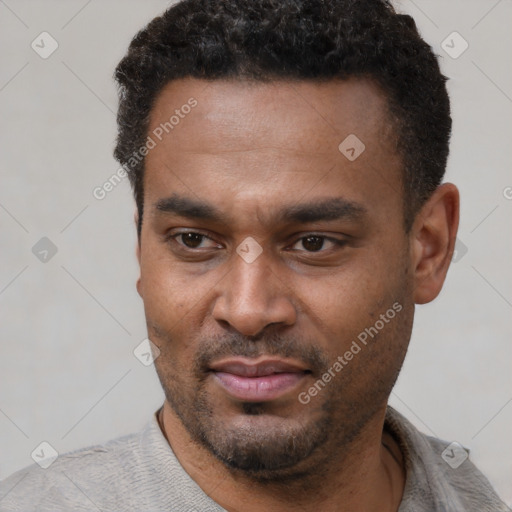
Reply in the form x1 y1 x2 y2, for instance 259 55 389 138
209 357 311 402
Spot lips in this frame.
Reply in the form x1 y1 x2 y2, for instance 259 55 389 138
210 357 310 402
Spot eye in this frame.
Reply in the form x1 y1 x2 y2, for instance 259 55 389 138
171 231 220 250
289 234 345 253
167 231 346 255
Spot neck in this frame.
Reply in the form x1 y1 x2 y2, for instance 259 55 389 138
158 403 405 512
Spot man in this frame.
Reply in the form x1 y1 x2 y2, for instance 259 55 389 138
0 0 509 510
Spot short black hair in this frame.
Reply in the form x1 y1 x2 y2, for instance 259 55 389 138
114 0 451 237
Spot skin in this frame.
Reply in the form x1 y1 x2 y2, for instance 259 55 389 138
135 77 459 512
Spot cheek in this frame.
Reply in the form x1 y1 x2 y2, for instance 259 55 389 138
302 254 406 354
138 245 218 347
139 238 194 316
141 267 186 320
305 280 378 353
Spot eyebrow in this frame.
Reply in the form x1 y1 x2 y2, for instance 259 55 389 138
154 193 367 225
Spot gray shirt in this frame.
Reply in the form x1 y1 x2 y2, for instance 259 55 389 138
0 406 509 511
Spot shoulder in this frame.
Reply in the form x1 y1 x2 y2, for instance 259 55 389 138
422 434 511 512
0 427 149 511
385 407 511 512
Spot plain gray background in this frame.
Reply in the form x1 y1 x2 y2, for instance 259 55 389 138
1 0 511 505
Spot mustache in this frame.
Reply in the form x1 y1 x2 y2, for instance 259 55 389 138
194 331 330 376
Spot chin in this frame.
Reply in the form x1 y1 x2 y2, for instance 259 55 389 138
193 405 330 479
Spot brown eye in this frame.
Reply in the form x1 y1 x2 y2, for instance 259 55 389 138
179 232 205 248
301 235 325 252
169 231 221 251
289 234 346 254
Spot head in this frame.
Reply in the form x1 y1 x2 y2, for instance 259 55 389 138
114 0 458 480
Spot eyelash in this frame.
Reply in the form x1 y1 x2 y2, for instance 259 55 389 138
166 231 347 254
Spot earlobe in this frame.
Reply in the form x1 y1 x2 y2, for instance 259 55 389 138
411 183 460 304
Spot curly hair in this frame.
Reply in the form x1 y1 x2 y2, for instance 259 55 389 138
114 0 451 237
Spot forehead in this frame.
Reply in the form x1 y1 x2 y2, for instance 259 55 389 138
148 77 394 152
143 77 403 228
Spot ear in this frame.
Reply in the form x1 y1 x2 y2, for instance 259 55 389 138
134 209 143 298
410 183 460 304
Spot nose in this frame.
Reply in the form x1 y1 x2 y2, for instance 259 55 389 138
211 250 297 337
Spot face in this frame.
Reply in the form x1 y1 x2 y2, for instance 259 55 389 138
138 77 415 479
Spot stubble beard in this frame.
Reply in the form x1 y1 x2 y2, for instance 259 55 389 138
153 321 410 483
